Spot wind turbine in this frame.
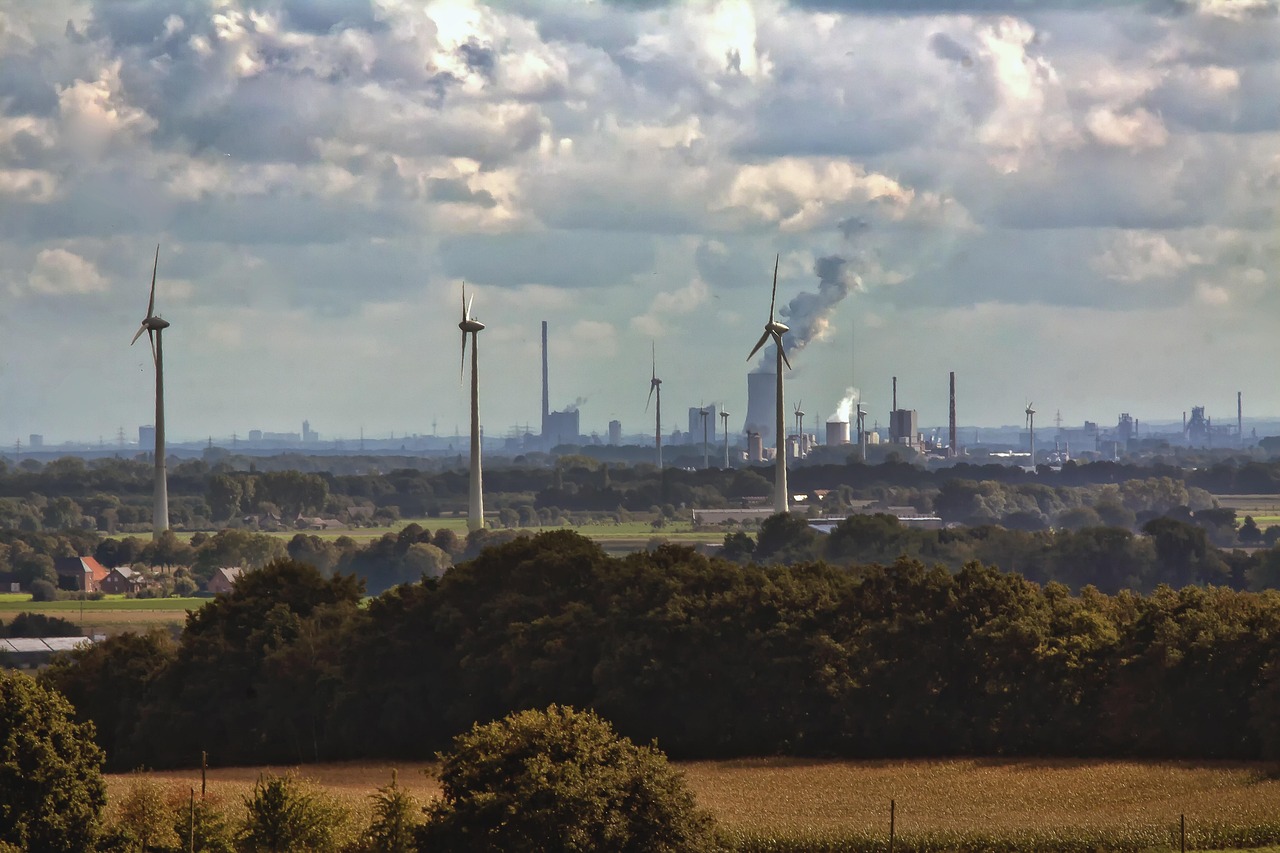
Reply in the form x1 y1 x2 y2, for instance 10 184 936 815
857 404 867 458
1025 402 1036 471
130 245 170 539
747 255 791 514
459 284 485 533
646 342 662 468
719 407 731 469
699 404 710 469
794 400 805 458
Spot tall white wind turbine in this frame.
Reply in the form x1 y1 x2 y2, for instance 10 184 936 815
719 407 731 469
794 400 805 457
747 255 791 514
459 285 485 533
646 343 662 468
1025 402 1036 471
700 405 710 469
130 246 170 539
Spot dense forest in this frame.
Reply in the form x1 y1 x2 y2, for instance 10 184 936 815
43 532 1280 772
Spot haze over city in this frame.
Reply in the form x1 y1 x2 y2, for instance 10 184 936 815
2 0 1278 446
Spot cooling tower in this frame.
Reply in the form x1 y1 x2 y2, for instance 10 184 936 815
826 420 850 446
744 371 776 446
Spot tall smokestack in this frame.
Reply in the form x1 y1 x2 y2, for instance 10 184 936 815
949 371 956 458
1239 391 1243 447
892 376 897 412
541 321 549 443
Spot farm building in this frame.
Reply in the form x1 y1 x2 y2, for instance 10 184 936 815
100 566 144 595
53 556 109 592
207 566 244 595
0 636 96 670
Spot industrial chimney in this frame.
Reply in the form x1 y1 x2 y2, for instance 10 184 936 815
949 371 957 458
541 321 549 446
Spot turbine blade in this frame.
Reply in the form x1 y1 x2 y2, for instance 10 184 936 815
651 341 656 381
147 245 159 318
130 323 147 346
461 282 467 320
467 293 475 321
747 330 770 361
776 333 792 371
148 328 157 368
460 331 467 382
768 254 779 321
646 382 654 412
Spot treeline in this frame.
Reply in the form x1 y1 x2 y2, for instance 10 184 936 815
736 513 1280 594
6 453 1280 532
44 532 1280 771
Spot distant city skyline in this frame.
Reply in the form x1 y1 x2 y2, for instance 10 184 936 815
2 1 1277 446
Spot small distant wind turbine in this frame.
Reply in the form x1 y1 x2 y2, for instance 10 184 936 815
794 400 805 458
130 245 170 540
857 404 867 457
1025 402 1036 470
699 404 710 469
646 342 662 468
747 255 790 514
720 407 731 469
459 284 485 533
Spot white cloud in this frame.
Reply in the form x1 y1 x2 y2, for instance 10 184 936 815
22 248 109 297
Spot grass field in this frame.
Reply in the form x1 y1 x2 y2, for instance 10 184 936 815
107 757 1280 850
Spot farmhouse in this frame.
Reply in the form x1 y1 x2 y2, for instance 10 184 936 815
100 566 144 595
207 566 244 595
53 556 110 592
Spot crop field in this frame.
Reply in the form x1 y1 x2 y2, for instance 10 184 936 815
0 595 201 634
108 757 1280 851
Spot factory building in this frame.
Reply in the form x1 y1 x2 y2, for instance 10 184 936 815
687 405 718 445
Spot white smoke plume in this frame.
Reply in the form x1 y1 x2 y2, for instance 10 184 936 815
830 387 859 423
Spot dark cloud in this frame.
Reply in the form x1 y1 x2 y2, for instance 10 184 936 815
439 231 656 290
280 0 380 35
427 178 497 209
0 56 58 116
457 39 497 78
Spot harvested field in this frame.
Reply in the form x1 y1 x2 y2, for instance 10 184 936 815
109 757 1280 849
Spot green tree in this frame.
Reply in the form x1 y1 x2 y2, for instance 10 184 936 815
0 669 107 852
419 704 716 853
207 475 245 522
351 771 418 853
237 774 346 853
173 792 235 853
112 776 176 851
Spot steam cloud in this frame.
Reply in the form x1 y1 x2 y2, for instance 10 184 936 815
754 254 863 372
830 387 860 423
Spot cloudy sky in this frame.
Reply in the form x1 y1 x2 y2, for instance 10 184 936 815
2 0 1278 447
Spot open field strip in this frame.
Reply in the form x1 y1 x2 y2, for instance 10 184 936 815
0 595 202 633
109 757 1280 846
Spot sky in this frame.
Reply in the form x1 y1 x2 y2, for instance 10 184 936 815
1 0 1278 446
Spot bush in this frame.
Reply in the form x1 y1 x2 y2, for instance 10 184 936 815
349 771 418 853
111 776 176 851
418 704 717 853
0 669 106 852
237 773 347 852
172 791 235 853
29 578 57 602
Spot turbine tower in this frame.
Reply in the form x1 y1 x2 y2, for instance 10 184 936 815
699 405 710 469
646 343 662 468
719 407 731 469
794 400 805 458
130 245 170 539
1025 402 1036 471
459 284 485 533
747 255 791 514
857 404 867 458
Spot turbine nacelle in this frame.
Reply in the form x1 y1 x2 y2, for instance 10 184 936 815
459 284 484 379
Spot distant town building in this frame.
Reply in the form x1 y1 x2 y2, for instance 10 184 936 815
138 425 156 448
28 434 42 448
608 420 622 445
